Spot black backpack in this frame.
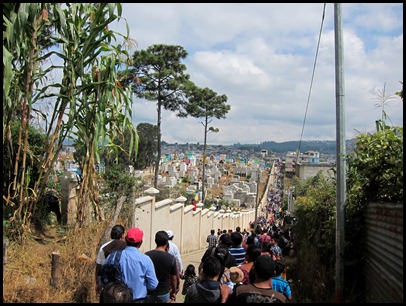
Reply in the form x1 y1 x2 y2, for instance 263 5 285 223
98 250 124 286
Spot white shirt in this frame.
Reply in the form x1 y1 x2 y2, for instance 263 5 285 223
168 240 183 273
96 240 113 265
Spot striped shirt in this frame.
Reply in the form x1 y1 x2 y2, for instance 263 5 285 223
228 246 246 265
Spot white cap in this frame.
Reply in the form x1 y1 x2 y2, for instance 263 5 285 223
165 230 174 239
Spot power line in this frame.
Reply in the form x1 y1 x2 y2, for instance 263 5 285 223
296 3 327 161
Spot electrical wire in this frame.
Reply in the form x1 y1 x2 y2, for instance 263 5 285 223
296 3 327 162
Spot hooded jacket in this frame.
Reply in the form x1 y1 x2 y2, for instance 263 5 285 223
184 279 222 303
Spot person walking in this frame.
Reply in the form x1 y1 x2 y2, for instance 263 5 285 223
212 244 234 290
113 227 158 302
258 228 271 245
145 230 179 303
181 264 198 297
270 236 283 260
226 255 287 303
165 230 182 299
272 260 292 301
228 231 246 265
95 224 127 295
199 234 236 276
185 256 231 303
237 244 262 285
206 229 218 248
165 230 184 274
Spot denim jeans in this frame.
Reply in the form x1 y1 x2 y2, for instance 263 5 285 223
145 292 170 303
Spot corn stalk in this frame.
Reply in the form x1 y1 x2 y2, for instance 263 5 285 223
3 3 138 239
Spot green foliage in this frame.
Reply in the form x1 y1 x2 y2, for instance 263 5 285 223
3 121 47 191
101 163 141 200
100 163 143 219
346 122 403 204
343 120 403 302
181 176 191 184
3 3 137 238
219 199 234 210
289 172 337 302
124 44 191 188
154 185 192 203
3 121 47 238
180 85 230 202
101 125 139 168
135 123 158 170
290 115 403 303
58 3 138 225
293 172 337 265
3 3 60 239
395 81 403 101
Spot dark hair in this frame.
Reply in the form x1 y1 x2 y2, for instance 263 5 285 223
185 264 196 276
111 225 125 240
255 226 262 235
126 240 142 248
202 256 222 278
219 233 232 247
245 244 261 263
155 230 169 247
210 229 215 235
261 241 270 252
100 282 133 303
230 232 242 246
253 255 275 280
236 226 241 232
245 235 256 246
274 260 285 275
214 244 229 265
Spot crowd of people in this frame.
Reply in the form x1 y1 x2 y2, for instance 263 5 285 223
96 165 294 303
96 212 293 302
190 219 294 302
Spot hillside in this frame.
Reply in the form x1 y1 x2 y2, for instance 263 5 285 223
233 139 357 156
162 139 357 157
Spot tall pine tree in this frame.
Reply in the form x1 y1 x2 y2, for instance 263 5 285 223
124 44 191 188
180 85 230 202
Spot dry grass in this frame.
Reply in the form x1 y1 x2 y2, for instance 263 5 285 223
3 220 117 303
287 247 336 303
3 170 270 303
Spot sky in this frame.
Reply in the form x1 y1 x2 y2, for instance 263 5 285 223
109 3 403 145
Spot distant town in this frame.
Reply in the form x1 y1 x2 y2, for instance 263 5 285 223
57 139 342 208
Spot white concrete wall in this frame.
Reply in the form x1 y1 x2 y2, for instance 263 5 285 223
131 196 255 255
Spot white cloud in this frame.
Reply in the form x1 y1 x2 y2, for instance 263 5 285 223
112 3 403 145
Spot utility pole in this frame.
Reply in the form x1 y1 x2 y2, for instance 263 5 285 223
334 3 346 303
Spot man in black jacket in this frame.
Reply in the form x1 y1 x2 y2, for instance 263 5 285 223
185 256 230 303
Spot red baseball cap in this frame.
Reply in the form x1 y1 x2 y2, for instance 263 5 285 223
125 227 143 243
